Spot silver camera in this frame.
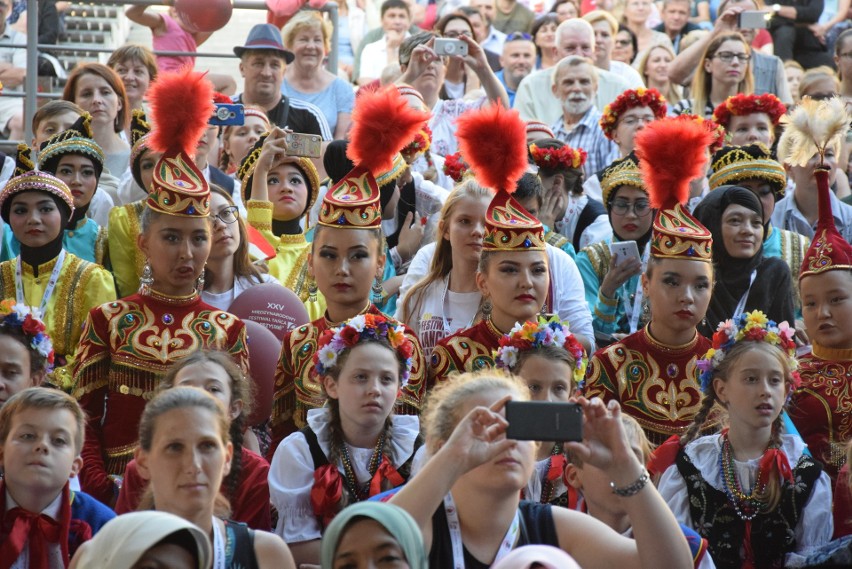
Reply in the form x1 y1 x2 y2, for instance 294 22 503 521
434 38 469 57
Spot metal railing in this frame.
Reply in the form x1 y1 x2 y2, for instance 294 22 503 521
10 0 339 143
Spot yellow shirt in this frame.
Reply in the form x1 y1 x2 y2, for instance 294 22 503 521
107 200 146 298
246 200 325 321
0 252 117 365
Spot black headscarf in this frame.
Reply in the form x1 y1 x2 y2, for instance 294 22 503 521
694 185 794 336
17 190 71 276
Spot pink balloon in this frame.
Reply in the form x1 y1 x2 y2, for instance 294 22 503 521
174 0 233 33
242 319 281 427
228 283 310 342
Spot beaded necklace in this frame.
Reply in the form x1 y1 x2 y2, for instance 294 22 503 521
718 434 768 520
338 431 387 501
540 443 563 504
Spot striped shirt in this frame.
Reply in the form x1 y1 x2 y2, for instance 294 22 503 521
551 107 619 178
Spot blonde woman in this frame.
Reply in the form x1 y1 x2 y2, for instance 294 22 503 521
636 44 682 110
281 10 355 138
672 32 754 118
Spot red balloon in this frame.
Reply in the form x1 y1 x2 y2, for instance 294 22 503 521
174 0 233 33
228 283 310 342
243 320 281 427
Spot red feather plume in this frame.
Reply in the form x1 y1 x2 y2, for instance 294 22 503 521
347 87 430 176
634 117 714 210
148 69 214 157
455 103 527 193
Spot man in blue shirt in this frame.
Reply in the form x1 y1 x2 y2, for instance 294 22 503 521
497 32 536 106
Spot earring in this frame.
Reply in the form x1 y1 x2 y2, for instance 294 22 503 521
482 298 492 318
307 280 318 303
195 268 206 293
701 317 707 327
642 301 650 316
138 260 154 295
371 278 384 304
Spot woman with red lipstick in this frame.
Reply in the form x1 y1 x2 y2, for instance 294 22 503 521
577 153 654 341
201 186 277 311
269 88 429 450
429 102 551 385
0 148 115 377
672 33 754 119
658 311 833 568
269 313 421 568
240 126 324 320
693 185 795 338
33 113 109 266
135 387 295 569
71 70 249 507
583 117 715 447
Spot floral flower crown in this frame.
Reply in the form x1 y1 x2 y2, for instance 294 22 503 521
529 144 587 171
713 93 787 128
0 299 54 370
674 113 726 153
442 151 470 183
697 310 799 392
314 313 415 384
494 316 587 384
401 125 432 161
600 88 667 139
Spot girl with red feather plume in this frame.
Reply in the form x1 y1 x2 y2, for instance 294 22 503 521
267 88 428 569
428 104 553 385
582 117 718 448
70 69 250 507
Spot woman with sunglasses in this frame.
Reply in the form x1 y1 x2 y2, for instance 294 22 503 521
576 155 653 342
202 185 278 311
672 32 754 119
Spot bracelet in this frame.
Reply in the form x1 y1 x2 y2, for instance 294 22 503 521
610 469 649 497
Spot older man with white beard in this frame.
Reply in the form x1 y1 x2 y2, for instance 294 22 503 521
550 56 618 177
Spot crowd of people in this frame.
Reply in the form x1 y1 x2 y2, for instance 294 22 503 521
3 0 852 567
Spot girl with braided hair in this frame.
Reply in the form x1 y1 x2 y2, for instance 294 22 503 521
115 350 271 531
657 311 832 568
268 313 422 568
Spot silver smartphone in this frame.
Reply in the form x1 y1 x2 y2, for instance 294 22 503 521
609 240 641 266
738 10 769 29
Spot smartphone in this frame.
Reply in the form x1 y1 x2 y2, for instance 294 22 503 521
609 240 641 267
285 132 323 158
505 401 583 442
210 103 245 126
434 38 469 57
738 10 769 29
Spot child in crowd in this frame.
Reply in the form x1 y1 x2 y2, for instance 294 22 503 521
390 371 695 567
269 313 422 568
0 146 116 376
116 350 271 531
0 300 53 403
493 315 587 507
135 387 294 568
0 388 115 564
269 87 428 447
658 311 833 568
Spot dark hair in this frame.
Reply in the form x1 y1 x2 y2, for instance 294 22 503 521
31 100 83 134
514 172 544 210
531 14 560 58
63 63 130 134
400 31 436 67
381 0 410 18
0 327 48 374
152 530 201 566
616 24 638 63
435 12 474 37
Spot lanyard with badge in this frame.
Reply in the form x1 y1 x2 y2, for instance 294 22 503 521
732 270 758 320
443 492 520 569
15 249 65 316
623 243 650 334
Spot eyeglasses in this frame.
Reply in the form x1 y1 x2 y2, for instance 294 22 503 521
619 115 655 127
212 206 240 224
506 32 533 42
443 30 472 39
713 51 751 63
611 199 652 216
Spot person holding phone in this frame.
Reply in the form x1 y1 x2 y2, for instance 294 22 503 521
583 117 715 447
576 154 653 341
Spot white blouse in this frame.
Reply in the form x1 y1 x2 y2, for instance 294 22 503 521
268 408 420 543
657 433 833 553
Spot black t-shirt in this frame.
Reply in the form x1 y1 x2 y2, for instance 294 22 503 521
233 94 332 140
